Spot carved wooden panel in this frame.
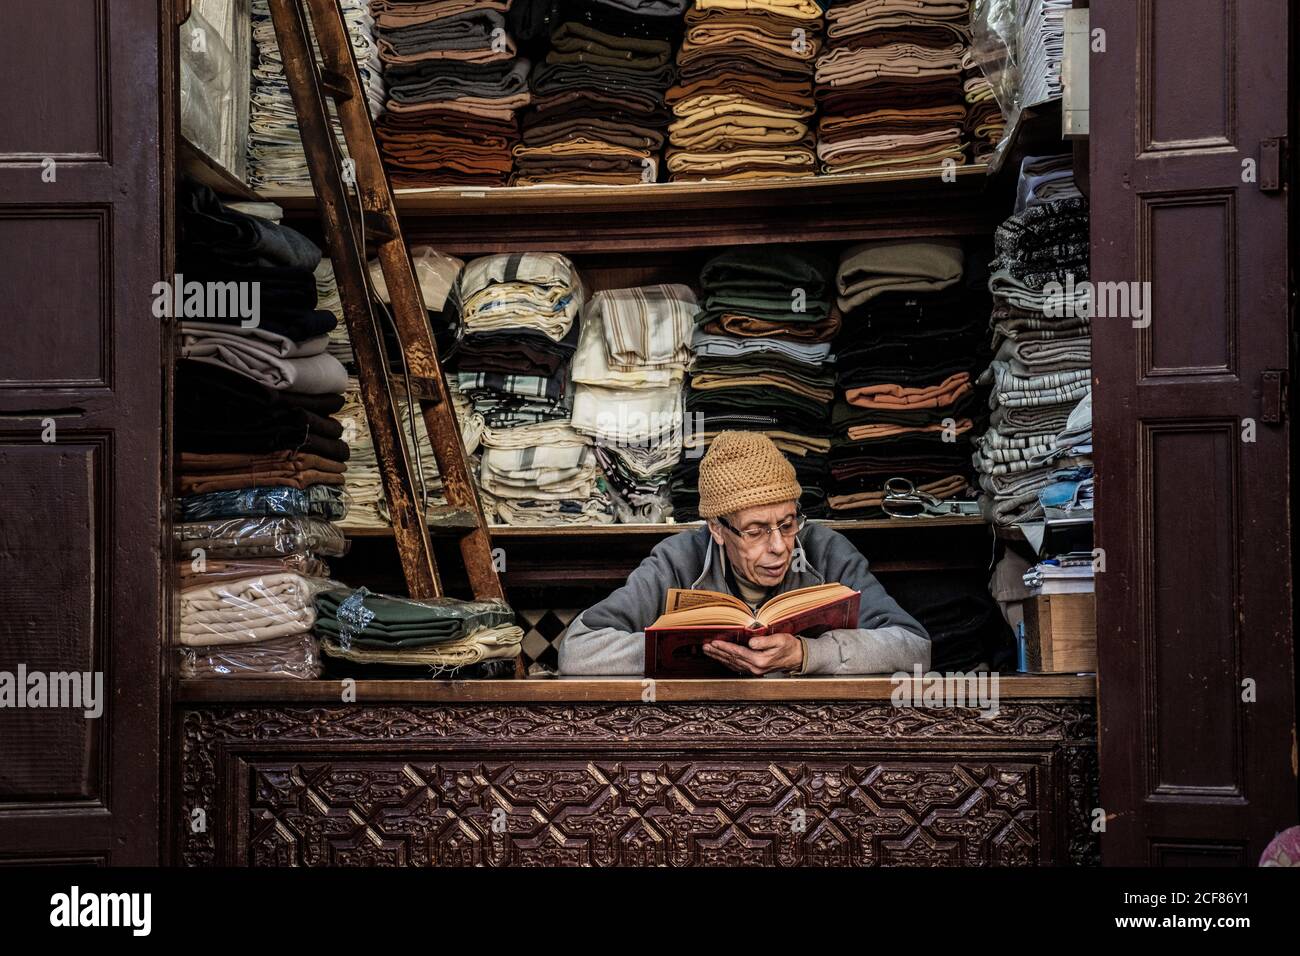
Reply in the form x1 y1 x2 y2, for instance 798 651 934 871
240 758 1042 867
179 701 1099 867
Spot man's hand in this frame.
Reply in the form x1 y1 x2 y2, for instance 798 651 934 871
703 633 803 676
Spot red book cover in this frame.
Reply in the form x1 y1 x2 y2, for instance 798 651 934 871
645 591 861 678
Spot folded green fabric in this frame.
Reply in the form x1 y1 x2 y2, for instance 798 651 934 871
698 296 830 325
701 247 834 294
698 247 834 324
836 240 965 313
315 589 515 649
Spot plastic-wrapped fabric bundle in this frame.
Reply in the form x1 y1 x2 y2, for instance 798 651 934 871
176 515 350 559
180 7 235 161
178 633 323 679
314 587 524 676
177 484 349 522
178 572 340 646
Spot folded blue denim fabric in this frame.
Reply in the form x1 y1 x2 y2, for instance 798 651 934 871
178 484 348 522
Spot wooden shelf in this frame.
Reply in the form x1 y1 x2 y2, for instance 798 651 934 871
333 515 995 588
342 515 990 538
175 672 1096 704
178 135 259 202
261 164 1003 253
264 164 990 214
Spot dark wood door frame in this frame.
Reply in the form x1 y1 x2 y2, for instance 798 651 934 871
1091 0 1297 865
0 0 168 865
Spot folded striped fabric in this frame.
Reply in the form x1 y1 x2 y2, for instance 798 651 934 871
589 284 699 371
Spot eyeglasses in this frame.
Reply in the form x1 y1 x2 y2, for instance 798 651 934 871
716 512 806 543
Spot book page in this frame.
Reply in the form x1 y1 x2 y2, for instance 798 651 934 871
755 583 857 626
663 587 751 615
648 606 756 629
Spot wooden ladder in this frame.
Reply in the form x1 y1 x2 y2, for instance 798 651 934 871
266 0 503 604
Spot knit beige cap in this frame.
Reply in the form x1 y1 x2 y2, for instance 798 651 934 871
697 431 803 519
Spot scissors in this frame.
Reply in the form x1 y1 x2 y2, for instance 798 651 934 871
881 477 983 518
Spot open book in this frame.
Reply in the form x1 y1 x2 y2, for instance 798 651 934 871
644 583 861 677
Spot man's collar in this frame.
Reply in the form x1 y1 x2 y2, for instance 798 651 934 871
691 527 825 593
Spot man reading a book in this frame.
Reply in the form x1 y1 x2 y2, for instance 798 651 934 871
559 431 930 676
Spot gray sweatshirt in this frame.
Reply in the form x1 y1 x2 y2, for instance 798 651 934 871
557 523 931 675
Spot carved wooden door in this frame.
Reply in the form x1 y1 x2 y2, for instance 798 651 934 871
1091 0 1296 863
0 0 164 863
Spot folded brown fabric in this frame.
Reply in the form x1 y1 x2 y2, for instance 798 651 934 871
702 309 843 342
844 417 974 441
177 632 321 679
522 116 666 151
828 473 968 511
369 0 509 27
175 555 330 588
178 450 347 496
180 450 346 473
819 103 967 139
845 371 973 410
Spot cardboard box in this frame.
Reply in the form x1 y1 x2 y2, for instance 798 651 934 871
1021 592 1096 673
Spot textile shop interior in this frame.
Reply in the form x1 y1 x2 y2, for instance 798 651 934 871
174 0 1095 685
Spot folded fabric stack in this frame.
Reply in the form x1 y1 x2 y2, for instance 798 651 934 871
961 47 1004 163
1013 152 1082 209
514 0 685 185
1019 0 1069 106
316 259 353 367
323 244 469 375
335 375 484 531
450 253 613 523
175 183 351 468
666 0 822 181
247 0 382 189
815 0 970 175
973 156 1091 526
477 420 614 524
828 239 987 516
174 182 355 679
571 283 697 522
453 253 585 420
674 246 836 519
371 0 528 186
315 587 523 676
173 505 346 681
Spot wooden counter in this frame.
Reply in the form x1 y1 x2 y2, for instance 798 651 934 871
176 674 1093 702
175 675 1098 867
